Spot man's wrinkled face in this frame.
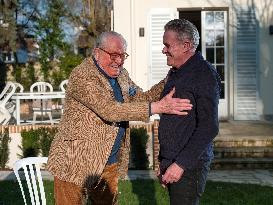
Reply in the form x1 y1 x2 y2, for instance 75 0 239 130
95 36 128 78
162 30 186 69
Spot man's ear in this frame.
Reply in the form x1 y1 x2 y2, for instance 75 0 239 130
183 41 192 53
93 48 99 59
184 41 191 49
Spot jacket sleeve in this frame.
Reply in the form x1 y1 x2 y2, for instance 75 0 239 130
122 68 166 103
66 66 150 123
175 70 220 170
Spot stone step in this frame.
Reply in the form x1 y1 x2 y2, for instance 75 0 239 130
214 147 273 158
214 136 273 148
212 157 273 169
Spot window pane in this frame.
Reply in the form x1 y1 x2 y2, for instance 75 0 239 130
205 12 214 29
215 12 224 29
205 30 215 46
216 65 225 81
216 30 224 46
216 48 224 64
206 48 214 64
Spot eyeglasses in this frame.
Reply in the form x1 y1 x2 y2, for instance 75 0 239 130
98 48 129 60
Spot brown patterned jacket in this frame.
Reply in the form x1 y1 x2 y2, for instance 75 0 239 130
47 57 165 187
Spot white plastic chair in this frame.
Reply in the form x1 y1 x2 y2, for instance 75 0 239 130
59 79 68 92
30 82 53 93
13 157 48 205
7 82 24 120
58 80 68 113
13 82 24 92
30 82 54 125
0 81 16 125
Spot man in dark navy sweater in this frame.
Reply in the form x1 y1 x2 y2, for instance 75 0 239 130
157 19 221 205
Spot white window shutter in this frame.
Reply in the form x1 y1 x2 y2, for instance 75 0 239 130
234 8 259 120
148 8 178 88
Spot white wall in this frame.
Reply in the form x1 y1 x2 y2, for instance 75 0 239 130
7 133 22 168
114 0 230 91
255 1 273 119
113 0 273 119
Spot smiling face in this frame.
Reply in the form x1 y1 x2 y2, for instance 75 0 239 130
162 30 190 69
94 35 127 78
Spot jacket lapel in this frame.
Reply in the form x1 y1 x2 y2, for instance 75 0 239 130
117 69 130 103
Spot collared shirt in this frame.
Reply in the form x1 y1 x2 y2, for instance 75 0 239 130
93 57 126 164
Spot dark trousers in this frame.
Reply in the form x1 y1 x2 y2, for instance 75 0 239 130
167 163 210 205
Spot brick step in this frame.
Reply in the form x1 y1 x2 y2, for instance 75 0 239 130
214 136 273 147
212 158 273 169
214 147 273 158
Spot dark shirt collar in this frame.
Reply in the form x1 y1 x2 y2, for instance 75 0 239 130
170 51 203 75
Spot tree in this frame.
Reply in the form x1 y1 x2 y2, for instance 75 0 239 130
65 0 112 56
1 0 112 86
34 0 69 80
0 0 18 53
0 128 10 169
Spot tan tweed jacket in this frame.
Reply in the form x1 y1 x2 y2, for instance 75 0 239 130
47 57 165 187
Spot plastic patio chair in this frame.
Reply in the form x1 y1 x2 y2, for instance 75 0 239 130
58 79 68 113
0 81 16 125
59 79 68 92
30 82 54 125
13 157 48 205
7 82 24 120
13 82 24 92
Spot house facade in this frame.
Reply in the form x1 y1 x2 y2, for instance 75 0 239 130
113 0 273 121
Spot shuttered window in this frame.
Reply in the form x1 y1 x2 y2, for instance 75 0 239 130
148 9 178 87
234 8 259 120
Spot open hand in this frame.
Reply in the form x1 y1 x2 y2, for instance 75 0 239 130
151 87 192 115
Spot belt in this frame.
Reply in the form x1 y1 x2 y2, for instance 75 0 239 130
103 119 127 128
112 122 123 127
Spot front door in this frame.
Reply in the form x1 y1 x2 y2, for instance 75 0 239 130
180 10 228 120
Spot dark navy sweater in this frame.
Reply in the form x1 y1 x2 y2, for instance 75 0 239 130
158 52 221 173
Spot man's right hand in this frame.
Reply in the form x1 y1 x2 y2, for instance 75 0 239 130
151 87 192 115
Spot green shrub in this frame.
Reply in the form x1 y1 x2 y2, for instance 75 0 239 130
39 127 57 157
21 63 37 90
19 129 40 158
0 128 10 169
12 64 23 83
59 52 83 79
19 127 57 158
130 127 149 170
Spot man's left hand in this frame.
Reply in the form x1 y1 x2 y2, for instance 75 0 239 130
162 162 184 184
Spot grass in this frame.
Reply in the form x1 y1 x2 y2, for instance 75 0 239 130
0 180 273 205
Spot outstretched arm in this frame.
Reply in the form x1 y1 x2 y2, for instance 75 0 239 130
151 88 192 115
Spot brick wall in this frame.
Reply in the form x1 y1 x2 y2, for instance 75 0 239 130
0 125 58 134
153 120 160 171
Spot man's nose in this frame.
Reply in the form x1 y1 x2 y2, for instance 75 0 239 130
114 56 124 64
162 47 167 54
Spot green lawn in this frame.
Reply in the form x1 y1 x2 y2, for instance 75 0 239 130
0 180 273 205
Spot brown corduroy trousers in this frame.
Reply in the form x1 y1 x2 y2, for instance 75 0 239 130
54 163 119 205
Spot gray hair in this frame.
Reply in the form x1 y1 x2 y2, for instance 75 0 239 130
164 19 200 49
94 31 127 50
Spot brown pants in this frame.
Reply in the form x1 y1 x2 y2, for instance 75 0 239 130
54 164 119 205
